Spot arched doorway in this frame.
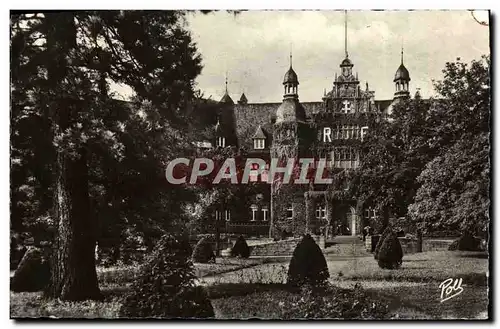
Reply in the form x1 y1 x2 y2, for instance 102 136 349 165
333 204 352 235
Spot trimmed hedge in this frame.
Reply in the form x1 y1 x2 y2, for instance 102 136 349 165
120 234 214 319
448 233 483 251
231 235 250 258
377 231 403 269
287 234 329 287
192 237 215 264
374 226 392 260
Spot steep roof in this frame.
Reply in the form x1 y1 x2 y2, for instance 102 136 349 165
394 64 410 82
283 67 299 85
220 92 234 104
252 125 267 139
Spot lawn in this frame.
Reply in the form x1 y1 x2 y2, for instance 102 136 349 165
10 250 489 319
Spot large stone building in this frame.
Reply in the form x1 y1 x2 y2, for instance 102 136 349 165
203 30 417 238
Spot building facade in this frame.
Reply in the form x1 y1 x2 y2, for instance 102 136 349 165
203 44 415 238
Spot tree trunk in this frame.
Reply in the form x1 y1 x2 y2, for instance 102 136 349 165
47 147 102 301
43 12 101 301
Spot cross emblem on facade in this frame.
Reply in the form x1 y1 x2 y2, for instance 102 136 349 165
342 100 351 113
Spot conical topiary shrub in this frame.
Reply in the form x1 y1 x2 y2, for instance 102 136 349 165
374 226 392 260
231 235 250 258
120 234 214 319
287 234 329 287
192 237 215 264
377 231 403 269
10 246 51 292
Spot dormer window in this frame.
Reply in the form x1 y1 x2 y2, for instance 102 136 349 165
217 137 226 147
254 138 265 149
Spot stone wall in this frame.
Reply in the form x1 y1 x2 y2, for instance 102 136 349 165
423 239 454 252
365 235 454 254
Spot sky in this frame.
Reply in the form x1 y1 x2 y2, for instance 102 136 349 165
184 10 490 103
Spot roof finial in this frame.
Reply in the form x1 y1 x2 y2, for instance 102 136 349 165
401 38 404 65
225 70 228 93
289 42 293 68
323 88 326 96
344 10 348 58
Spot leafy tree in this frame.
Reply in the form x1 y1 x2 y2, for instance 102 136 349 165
10 11 203 300
352 96 434 233
409 56 490 236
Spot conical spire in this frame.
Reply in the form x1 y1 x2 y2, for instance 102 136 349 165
219 71 234 104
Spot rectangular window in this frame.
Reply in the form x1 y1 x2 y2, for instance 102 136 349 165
216 210 221 221
251 206 258 221
254 139 265 149
217 137 226 147
315 205 326 219
286 205 293 219
262 207 268 221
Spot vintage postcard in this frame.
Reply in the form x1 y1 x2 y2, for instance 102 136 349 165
10 9 490 320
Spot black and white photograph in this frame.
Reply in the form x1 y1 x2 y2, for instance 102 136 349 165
9 9 491 320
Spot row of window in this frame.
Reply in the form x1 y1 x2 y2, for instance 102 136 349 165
216 206 378 222
216 125 369 149
322 126 368 142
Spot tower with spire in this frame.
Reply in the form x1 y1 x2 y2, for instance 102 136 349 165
393 46 411 99
214 72 238 148
270 50 312 237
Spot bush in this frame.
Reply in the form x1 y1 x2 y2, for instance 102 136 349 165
281 283 390 319
377 231 403 269
120 234 214 319
192 237 215 263
10 246 51 292
287 234 329 287
448 232 483 251
231 235 250 258
374 226 392 259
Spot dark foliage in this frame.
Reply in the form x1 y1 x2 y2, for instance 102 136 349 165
281 283 390 319
192 237 216 264
448 232 483 251
377 232 403 269
231 235 250 258
11 246 51 292
287 234 329 287
120 234 214 319
374 226 392 260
